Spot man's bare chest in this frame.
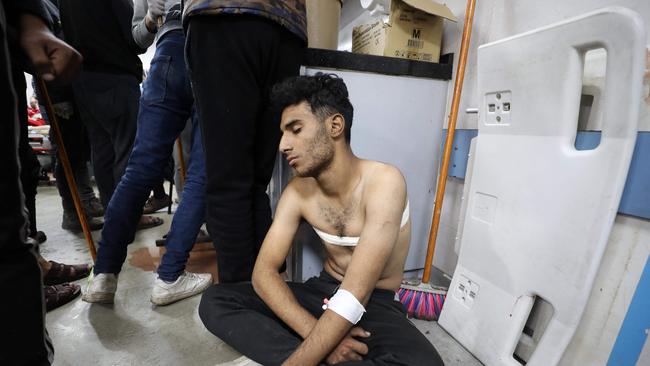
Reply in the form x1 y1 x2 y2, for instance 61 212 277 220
309 198 365 238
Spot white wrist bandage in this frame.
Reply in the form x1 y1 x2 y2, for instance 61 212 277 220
323 289 366 324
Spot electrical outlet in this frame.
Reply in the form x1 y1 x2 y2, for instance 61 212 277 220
453 275 480 309
485 91 512 125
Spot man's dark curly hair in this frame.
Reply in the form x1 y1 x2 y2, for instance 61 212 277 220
271 73 354 142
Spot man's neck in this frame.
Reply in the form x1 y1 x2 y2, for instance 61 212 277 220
314 145 361 200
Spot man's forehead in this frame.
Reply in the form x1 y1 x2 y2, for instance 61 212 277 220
280 102 312 127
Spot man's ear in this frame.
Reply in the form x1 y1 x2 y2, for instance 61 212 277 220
329 114 346 139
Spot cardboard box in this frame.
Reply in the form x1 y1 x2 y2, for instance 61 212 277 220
352 0 457 63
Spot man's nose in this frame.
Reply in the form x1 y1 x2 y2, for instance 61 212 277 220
279 134 291 153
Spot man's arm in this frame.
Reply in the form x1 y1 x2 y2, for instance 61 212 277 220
252 181 319 339
132 0 166 50
132 0 154 50
283 166 407 366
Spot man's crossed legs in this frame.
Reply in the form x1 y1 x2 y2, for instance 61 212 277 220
199 272 444 366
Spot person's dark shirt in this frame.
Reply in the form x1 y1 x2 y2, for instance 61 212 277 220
58 0 145 82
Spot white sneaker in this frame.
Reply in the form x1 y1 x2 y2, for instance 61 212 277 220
215 355 262 366
150 271 212 306
82 272 118 303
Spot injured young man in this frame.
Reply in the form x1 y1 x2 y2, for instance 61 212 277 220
199 73 445 366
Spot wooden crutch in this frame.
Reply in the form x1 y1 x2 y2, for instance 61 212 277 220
37 78 97 261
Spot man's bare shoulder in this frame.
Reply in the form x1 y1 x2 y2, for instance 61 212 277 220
284 176 319 200
361 160 407 193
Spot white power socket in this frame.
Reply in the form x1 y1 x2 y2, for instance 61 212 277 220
453 274 480 309
485 91 512 125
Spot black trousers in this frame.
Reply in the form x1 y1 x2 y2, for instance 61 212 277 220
199 272 445 366
0 7 52 365
49 100 95 212
72 71 140 208
187 15 304 283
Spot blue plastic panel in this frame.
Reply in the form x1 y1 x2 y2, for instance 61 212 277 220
619 132 650 219
607 255 650 366
442 130 650 220
441 129 478 179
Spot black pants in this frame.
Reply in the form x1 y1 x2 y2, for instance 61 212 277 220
0 7 52 364
187 15 305 283
199 272 444 366
72 71 140 208
48 101 95 212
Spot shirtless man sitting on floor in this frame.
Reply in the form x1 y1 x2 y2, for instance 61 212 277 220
199 73 445 366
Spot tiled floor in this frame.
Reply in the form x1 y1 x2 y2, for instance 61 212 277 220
35 185 481 366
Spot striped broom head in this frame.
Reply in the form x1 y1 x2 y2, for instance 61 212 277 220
397 286 447 321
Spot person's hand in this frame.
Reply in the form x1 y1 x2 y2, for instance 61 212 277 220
325 327 371 365
19 14 82 83
145 0 166 26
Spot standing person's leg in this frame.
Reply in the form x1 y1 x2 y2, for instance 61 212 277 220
152 112 211 305
88 32 193 284
75 162 103 216
0 23 53 365
152 183 166 198
52 103 96 205
53 113 80 210
73 71 138 209
251 33 304 254
156 112 206 282
187 15 304 283
102 74 139 200
74 76 116 209
52 103 104 228
73 113 103 213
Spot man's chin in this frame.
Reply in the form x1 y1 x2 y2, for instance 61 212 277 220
292 166 316 178
293 169 310 178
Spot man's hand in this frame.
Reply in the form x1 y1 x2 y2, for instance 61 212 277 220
325 327 371 365
19 14 82 83
145 0 165 32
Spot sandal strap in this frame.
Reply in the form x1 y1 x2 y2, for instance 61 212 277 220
44 261 91 286
44 283 81 311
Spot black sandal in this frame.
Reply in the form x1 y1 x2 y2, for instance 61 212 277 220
43 261 92 286
137 216 164 231
44 283 81 311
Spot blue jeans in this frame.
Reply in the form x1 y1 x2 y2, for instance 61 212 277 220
94 30 206 282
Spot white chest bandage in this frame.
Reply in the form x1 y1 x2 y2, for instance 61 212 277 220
322 289 366 324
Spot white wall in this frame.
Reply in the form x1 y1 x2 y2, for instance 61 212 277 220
339 1 650 364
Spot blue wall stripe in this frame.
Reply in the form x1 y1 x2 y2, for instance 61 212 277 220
607 255 650 366
442 130 650 220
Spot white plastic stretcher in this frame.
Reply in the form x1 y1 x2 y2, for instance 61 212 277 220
438 7 646 366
